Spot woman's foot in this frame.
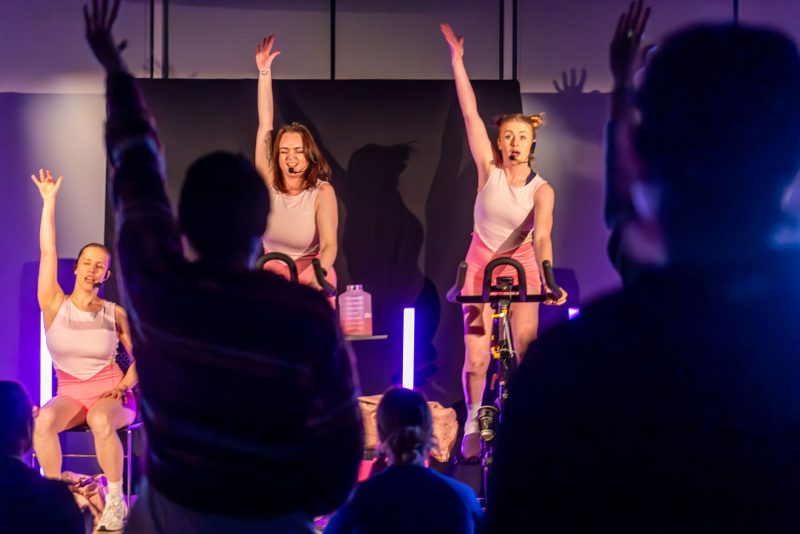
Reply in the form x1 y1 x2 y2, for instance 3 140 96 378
460 432 482 461
97 494 127 531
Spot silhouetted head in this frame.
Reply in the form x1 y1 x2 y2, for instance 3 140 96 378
635 24 800 260
377 387 434 466
178 151 269 263
0 381 33 459
270 122 332 193
493 113 545 168
73 243 111 293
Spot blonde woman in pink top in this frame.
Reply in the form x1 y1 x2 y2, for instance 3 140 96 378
254 36 339 293
440 24 568 460
30 169 136 530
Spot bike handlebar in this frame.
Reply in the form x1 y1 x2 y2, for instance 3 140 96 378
311 259 338 298
256 253 337 298
446 258 563 304
257 252 298 282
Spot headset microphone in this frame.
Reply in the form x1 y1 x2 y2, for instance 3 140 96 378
93 272 111 289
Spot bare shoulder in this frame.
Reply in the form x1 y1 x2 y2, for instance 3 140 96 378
114 303 128 320
113 302 131 330
317 181 337 200
534 181 555 203
318 180 335 193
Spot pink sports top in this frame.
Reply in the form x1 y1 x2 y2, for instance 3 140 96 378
262 183 324 260
45 298 119 380
473 166 548 253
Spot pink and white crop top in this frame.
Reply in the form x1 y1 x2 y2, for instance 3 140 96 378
45 298 119 380
262 183 324 260
473 166 548 253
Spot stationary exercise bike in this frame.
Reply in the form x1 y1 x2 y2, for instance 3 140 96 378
447 257 562 505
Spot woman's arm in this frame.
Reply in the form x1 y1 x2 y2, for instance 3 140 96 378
255 35 281 185
440 23 495 188
532 184 567 305
31 169 66 323
314 182 339 288
102 304 137 402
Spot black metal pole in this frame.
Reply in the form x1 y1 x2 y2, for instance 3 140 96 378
162 0 169 79
499 0 505 80
331 0 336 80
512 0 518 81
733 0 739 24
149 0 155 78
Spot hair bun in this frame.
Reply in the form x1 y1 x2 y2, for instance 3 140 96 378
529 113 546 128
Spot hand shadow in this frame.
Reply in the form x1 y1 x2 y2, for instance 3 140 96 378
553 68 588 96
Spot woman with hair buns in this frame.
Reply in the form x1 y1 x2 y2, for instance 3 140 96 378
325 387 484 534
439 23 568 461
254 35 339 293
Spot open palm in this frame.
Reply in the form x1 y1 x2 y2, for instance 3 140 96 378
439 23 465 60
30 169 63 201
256 35 281 71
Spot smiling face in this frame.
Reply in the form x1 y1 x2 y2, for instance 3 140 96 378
278 131 308 179
497 119 535 165
73 245 110 292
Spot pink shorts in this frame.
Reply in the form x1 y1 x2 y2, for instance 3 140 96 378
263 253 338 306
55 363 136 411
462 232 542 299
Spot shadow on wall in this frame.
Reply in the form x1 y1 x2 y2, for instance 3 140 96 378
341 144 439 389
522 80 621 304
125 79 522 404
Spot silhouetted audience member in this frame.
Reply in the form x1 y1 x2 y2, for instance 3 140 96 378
326 388 484 534
491 12 800 534
84 2 362 532
0 381 86 533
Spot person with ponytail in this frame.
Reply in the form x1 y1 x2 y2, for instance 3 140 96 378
439 23 568 461
326 387 484 533
254 35 339 293
30 168 136 531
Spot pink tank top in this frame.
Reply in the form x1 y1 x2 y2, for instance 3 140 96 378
473 166 547 253
45 298 119 380
262 183 323 260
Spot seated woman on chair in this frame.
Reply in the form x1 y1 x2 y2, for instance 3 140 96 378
30 169 136 532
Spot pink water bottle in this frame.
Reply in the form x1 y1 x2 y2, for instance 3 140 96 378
338 284 373 336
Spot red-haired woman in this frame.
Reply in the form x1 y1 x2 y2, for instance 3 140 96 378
440 23 568 460
254 36 338 292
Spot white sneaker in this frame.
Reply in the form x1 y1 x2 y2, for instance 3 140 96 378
97 495 128 531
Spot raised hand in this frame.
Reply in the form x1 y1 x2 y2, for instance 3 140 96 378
256 35 281 71
30 169 63 201
440 23 465 61
84 0 128 73
553 68 588 95
610 0 652 88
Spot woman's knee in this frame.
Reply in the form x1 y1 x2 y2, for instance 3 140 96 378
463 348 490 375
86 409 115 438
33 407 60 436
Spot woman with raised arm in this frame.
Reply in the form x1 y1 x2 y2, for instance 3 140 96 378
254 36 339 293
439 23 568 460
30 169 136 531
